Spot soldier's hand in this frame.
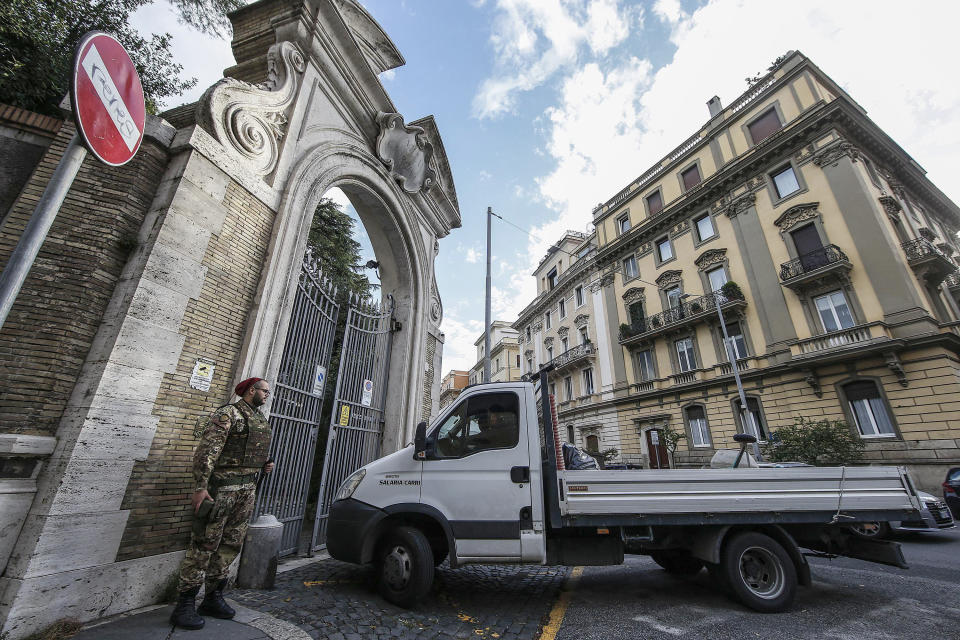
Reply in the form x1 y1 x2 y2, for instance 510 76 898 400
263 461 275 474
192 489 212 513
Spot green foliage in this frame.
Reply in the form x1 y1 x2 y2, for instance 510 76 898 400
720 280 744 301
306 198 372 300
0 0 223 116
660 423 686 453
584 447 619 468
763 417 865 466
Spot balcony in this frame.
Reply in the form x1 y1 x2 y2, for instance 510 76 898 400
619 291 747 345
901 238 956 287
945 270 960 305
790 322 892 359
549 341 596 372
779 245 852 291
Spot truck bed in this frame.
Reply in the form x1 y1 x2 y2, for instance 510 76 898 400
558 466 921 524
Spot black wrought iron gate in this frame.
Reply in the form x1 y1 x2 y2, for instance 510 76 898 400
253 252 339 555
311 294 394 550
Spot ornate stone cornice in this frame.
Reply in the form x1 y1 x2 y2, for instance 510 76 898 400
376 112 437 194
655 269 683 289
878 195 902 220
557 326 569 338
574 314 589 328
773 202 820 231
812 140 862 168
543 337 554 347
918 226 937 242
621 287 645 304
723 192 756 218
531 321 543 333
199 41 306 177
694 248 727 271
524 349 534 359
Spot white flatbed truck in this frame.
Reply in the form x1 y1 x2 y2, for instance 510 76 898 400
327 373 924 612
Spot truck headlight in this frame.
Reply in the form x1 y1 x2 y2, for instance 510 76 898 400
335 468 366 502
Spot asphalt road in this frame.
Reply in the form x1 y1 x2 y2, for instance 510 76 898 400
554 527 960 640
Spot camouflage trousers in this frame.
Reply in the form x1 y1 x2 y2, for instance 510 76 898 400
177 483 256 593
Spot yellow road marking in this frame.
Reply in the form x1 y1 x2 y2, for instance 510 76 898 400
539 566 583 640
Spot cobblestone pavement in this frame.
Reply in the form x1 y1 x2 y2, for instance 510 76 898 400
231 559 569 640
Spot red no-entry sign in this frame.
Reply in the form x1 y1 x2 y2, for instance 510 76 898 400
71 31 146 166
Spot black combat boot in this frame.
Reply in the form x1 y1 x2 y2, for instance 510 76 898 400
198 579 236 619
170 586 204 630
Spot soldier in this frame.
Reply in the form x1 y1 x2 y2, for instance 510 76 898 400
170 377 275 630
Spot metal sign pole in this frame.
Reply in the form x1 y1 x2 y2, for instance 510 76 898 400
0 132 87 330
484 206 492 383
715 292 762 461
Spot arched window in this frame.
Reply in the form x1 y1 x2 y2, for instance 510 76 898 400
843 381 896 437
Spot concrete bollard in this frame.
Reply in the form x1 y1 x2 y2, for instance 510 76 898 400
237 514 283 589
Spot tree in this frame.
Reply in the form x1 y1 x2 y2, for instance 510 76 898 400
0 0 242 116
306 198 373 300
762 417 865 466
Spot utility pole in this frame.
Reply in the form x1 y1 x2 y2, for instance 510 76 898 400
483 206 493 383
714 291 762 461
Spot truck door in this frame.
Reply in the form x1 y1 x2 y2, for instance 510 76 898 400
420 389 531 561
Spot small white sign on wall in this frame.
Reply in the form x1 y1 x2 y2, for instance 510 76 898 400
189 359 215 392
361 379 373 407
313 365 326 396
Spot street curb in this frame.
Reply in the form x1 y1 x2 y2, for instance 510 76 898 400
229 599 311 640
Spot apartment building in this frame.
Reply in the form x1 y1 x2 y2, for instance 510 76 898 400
439 369 469 409
517 51 960 488
469 321 524 384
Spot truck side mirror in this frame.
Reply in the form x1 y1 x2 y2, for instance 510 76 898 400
414 421 427 459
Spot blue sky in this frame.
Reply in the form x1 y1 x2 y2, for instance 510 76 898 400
133 0 960 373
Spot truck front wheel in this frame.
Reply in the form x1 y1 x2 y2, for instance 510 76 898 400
721 532 797 613
376 526 434 608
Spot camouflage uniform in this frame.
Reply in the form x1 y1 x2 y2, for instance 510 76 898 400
177 399 271 593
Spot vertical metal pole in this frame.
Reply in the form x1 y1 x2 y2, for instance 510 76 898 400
0 133 87 330
484 206 492 383
715 293 762 461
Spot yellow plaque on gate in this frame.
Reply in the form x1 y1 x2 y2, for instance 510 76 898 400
339 404 350 426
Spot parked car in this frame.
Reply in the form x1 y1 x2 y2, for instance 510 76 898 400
851 491 955 539
943 467 960 519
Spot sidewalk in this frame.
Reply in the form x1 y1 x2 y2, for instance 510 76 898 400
69 556 323 640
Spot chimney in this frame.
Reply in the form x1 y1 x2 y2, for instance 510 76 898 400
707 95 722 118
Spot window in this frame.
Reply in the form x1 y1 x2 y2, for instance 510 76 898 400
694 214 715 242
635 349 655 381
845 381 896 438
516 354 521 368
681 165 702 191
814 290 855 332
686 405 711 447
657 237 673 262
707 267 727 293
676 337 696 372
545 310 552 329
526 326 531 340
623 255 638 279
564 376 573 400
559 298 566 319
546 346 554 361
579 326 589 344
433 392 520 458
575 285 584 307
747 107 782 144
666 286 683 308
771 165 801 198
577 245 592 259
628 301 645 329
582 368 594 395
646 191 664 215
617 214 631 235
566 425 575 443
560 337 569 353
527 358 533 372
725 321 748 359
547 267 558 290
585 434 600 451
495 357 500 371
734 397 768 440
549 382 556 399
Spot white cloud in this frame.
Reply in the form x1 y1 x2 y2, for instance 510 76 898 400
465 247 482 263
473 0 639 119
478 170 493 181
652 0 686 25
439 313 484 371
379 69 397 81
323 187 352 210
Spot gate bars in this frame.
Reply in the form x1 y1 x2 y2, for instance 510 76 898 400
253 251 339 556
311 294 394 551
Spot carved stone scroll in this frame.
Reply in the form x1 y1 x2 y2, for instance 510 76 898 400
773 202 820 231
812 140 862 167
694 248 727 271
574 314 589 328
621 287 645 304
199 41 306 177
656 270 683 289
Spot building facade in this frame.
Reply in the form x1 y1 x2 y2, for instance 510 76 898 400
469 321 524 384
517 51 960 487
439 369 469 409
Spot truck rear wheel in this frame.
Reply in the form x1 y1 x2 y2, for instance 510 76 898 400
650 550 704 575
721 532 797 613
376 526 434 607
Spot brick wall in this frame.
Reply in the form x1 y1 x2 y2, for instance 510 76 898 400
0 120 170 437
117 179 276 560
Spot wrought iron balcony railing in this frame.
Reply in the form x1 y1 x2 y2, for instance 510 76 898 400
901 238 957 286
619 290 746 344
946 270 960 290
901 237 949 263
779 245 849 282
548 341 596 371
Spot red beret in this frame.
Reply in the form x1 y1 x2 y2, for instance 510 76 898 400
235 377 263 397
